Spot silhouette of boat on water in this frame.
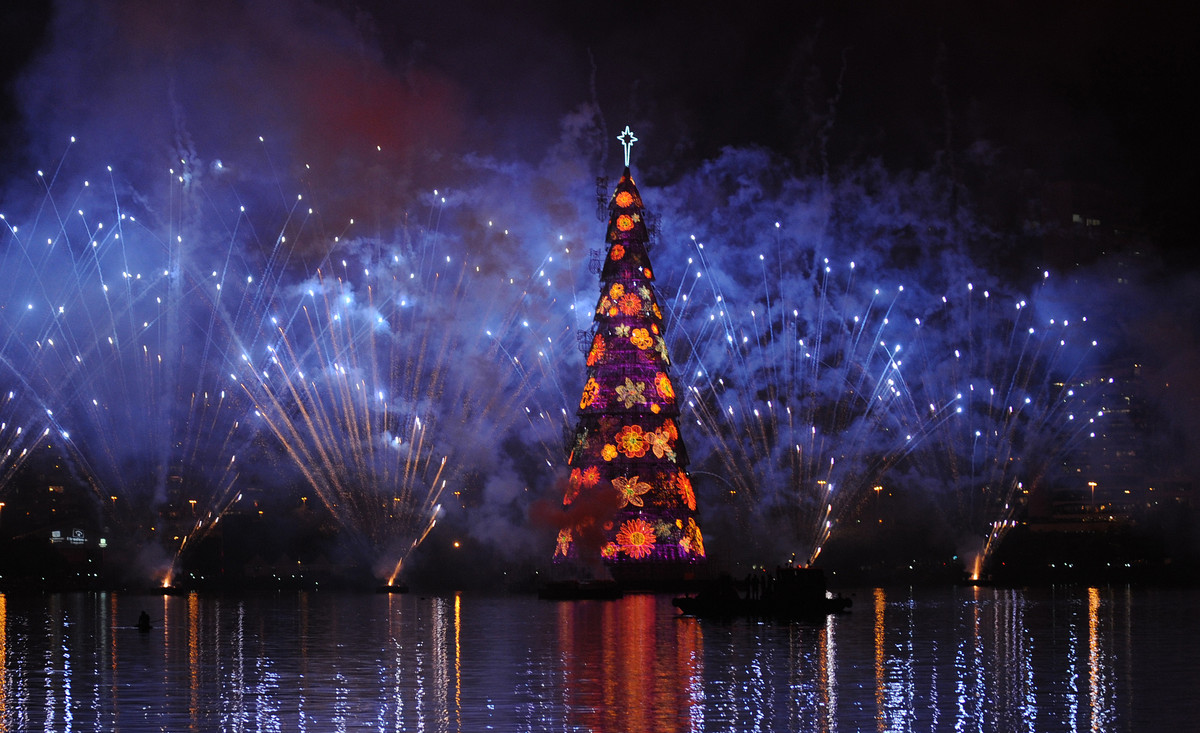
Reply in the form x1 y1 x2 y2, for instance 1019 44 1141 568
672 566 851 620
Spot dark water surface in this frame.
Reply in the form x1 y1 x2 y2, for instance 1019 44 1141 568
0 585 1195 731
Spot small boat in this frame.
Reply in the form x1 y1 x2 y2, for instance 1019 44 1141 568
672 567 851 620
537 579 624 601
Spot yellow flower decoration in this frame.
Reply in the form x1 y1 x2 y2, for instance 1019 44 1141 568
652 302 663 319
612 475 652 508
610 283 625 298
615 191 634 208
614 324 631 337
580 377 599 409
654 336 670 364
616 214 634 232
683 518 705 556
639 286 652 301
614 377 647 408
630 328 653 350
601 444 618 462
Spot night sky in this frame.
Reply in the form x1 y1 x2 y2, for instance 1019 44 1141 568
3 1 1196 254
1 0 1198 577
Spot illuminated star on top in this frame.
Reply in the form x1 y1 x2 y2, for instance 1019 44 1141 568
618 125 638 168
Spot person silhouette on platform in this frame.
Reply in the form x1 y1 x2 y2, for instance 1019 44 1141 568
137 610 151 632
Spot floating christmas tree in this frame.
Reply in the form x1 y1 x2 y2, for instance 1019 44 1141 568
555 127 705 584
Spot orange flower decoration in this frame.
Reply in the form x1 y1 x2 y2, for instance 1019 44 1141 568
609 283 625 299
618 293 643 316
643 267 653 278
580 377 599 409
601 542 618 559
655 372 675 401
615 191 634 208
616 214 634 232
645 429 674 460
612 475 652 508
630 328 653 350
580 466 600 487
555 529 573 556
587 334 606 366
659 419 679 441
616 518 657 559
676 472 696 511
601 444 618 461
615 424 650 458
610 243 626 260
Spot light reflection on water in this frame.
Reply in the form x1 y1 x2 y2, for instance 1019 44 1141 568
0 585 1195 731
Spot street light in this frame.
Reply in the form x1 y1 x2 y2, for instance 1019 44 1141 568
1087 481 1097 511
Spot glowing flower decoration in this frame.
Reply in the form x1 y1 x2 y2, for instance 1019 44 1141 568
652 302 663 319
580 377 599 409
630 328 653 350
614 377 647 408
580 466 600 488
681 518 705 556
556 529 573 556
646 428 675 461
601 542 618 559
601 444 618 462
616 214 634 232
615 424 650 458
619 293 643 316
659 419 679 441
615 191 634 208
654 336 670 363
587 334 606 366
614 324 631 337
639 286 652 301
610 243 626 260
655 372 675 401
650 403 661 414
650 323 659 335
616 518 657 559
642 267 653 278
676 472 695 510
612 475 652 508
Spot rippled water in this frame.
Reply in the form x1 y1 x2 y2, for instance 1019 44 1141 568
0 585 1195 731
